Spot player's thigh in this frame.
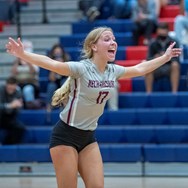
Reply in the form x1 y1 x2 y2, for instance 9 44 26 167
78 142 104 188
50 145 79 188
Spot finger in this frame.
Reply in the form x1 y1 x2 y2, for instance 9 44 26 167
169 41 176 49
9 37 19 47
5 44 10 49
172 48 182 53
17 37 24 48
173 48 182 52
172 48 182 56
6 43 12 52
6 49 13 55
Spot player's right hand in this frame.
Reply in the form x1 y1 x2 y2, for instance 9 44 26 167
6 37 24 58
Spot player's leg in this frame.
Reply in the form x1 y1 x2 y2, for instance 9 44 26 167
78 142 104 188
50 145 79 188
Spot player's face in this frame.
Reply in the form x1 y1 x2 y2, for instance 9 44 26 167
94 31 117 62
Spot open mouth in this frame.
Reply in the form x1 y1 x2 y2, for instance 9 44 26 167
108 49 115 55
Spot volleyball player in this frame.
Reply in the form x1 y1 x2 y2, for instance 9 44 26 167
6 27 181 188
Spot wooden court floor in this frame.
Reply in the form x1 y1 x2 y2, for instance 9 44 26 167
0 176 188 188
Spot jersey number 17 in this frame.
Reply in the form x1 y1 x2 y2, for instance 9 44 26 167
96 91 109 104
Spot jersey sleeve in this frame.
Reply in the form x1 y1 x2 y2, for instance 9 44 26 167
66 61 85 78
113 64 126 79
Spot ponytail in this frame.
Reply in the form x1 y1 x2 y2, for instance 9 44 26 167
51 77 71 107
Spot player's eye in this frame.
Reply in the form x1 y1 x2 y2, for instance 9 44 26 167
104 38 110 42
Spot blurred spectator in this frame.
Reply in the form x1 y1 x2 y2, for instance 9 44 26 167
111 0 133 19
0 76 25 145
11 40 41 109
78 0 103 21
8 0 17 24
131 0 158 45
46 44 70 113
99 0 133 20
0 0 16 23
144 22 180 93
155 0 181 17
174 0 188 45
169 0 181 5
155 0 169 16
78 0 133 21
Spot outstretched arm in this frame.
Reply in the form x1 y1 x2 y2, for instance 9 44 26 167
6 37 71 76
120 42 181 79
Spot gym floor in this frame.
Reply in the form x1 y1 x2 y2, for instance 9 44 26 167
1 162 188 188
1 176 188 188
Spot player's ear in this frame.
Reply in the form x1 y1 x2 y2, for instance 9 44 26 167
91 44 97 52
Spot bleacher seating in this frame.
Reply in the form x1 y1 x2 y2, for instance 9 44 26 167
60 32 134 48
72 19 134 34
1 3 188 164
0 21 4 32
1 91 188 162
144 144 188 162
160 5 180 18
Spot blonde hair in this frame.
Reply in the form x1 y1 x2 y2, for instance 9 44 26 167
51 27 113 107
51 77 71 107
81 27 113 59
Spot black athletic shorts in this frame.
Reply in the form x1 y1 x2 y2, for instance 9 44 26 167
49 119 96 153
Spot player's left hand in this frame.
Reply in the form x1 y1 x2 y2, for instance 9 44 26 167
164 42 182 61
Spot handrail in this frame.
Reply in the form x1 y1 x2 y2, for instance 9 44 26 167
15 0 21 38
42 0 48 23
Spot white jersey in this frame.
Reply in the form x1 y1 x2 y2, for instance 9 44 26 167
60 59 125 130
